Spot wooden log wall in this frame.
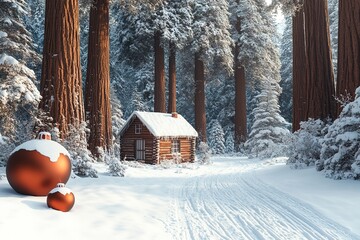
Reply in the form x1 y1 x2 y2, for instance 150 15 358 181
120 117 154 162
120 116 197 164
158 137 195 163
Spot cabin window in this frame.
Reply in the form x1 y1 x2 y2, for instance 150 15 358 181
135 124 142 134
171 140 180 153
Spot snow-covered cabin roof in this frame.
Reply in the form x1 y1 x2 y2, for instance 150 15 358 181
120 111 198 138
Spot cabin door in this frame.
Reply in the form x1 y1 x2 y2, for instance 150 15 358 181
135 139 145 160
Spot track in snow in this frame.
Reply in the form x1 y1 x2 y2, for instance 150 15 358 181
168 167 358 240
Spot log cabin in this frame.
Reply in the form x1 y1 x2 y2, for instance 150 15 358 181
120 111 198 164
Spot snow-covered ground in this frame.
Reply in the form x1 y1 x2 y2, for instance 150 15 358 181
0 157 359 240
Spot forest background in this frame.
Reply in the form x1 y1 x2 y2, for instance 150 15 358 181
1 0 359 180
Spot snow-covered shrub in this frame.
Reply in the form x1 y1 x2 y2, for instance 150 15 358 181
62 123 98 178
99 147 126 177
209 120 225 155
197 142 212 165
287 119 329 169
0 133 13 166
159 159 177 169
319 87 360 179
72 157 98 178
107 158 126 177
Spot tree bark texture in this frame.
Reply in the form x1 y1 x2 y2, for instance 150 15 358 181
39 0 84 137
303 0 335 121
168 42 177 114
154 30 166 113
85 0 112 156
234 16 247 147
292 0 335 131
194 52 207 143
292 7 307 132
336 0 360 115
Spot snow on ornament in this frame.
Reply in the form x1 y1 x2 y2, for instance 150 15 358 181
47 183 75 212
6 132 71 196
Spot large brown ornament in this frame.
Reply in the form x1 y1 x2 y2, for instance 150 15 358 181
6 132 71 196
47 183 75 212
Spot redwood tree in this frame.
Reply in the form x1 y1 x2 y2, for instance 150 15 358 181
85 0 112 156
168 42 177 113
194 52 207 143
336 0 360 115
234 14 247 147
154 30 166 112
39 0 84 137
292 0 335 131
192 0 233 144
292 6 307 131
303 0 335 120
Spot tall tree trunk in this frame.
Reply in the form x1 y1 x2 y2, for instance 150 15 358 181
39 0 84 137
292 0 335 131
292 7 307 132
85 0 112 156
303 0 335 121
154 30 166 113
234 16 247 148
168 41 176 113
195 52 206 143
336 0 360 115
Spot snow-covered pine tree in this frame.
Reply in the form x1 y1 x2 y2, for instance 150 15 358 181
243 0 290 158
319 87 360 180
225 133 235 154
206 71 235 143
110 87 125 159
0 0 40 64
209 120 225 155
0 0 41 163
160 0 193 113
176 45 195 125
113 5 154 117
279 16 293 124
79 5 90 86
245 84 290 158
25 0 44 80
191 0 233 143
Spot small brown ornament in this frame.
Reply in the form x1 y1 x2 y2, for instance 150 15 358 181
6 132 71 196
47 183 75 212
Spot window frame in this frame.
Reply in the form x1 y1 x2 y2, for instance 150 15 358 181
171 140 180 154
135 124 142 134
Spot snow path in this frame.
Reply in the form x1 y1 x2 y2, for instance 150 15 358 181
168 161 357 240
